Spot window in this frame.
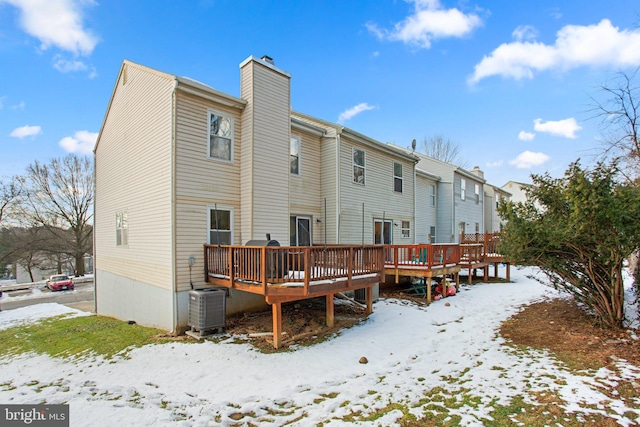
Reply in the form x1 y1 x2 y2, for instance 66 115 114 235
208 110 233 161
208 206 233 245
290 136 300 175
460 178 466 201
374 219 392 244
353 148 365 184
401 221 410 238
116 211 128 246
475 184 480 204
429 226 436 243
393 162 403 193
430 184 436 206
290 216 312 246
475 222 480 233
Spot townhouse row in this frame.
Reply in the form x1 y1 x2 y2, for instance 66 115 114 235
94 55 510 332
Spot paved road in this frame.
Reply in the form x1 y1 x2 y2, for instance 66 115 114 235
0 280 95 312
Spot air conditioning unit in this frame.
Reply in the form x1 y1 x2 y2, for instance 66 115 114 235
188 289 226 337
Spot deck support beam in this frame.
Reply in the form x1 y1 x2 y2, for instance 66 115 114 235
272 303 282 349
326 294 334 327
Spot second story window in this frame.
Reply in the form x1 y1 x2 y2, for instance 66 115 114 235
116 211 128 246
290 136 300 175
393 162 403 193
475 184 480 204
460 178 466 201
353 148 365 184
430 184 436 206
208 110 233 162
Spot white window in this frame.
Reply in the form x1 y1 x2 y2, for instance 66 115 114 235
290 136 300 175
429 226 436 243
430 184 436 206
460 178 466 201
208 206 233 245
475 222 480 233
374 219 392 244
475 184 480 204
353 148 365 184
401 221 410 238
116 211 128 246
290 216 312 246
393 162 403 193
208 110 233 162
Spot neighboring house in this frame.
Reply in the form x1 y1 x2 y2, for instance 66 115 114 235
415 168 440 243
483 183 511 234
390 147 486 243
94 56 419 333
501 181 532 204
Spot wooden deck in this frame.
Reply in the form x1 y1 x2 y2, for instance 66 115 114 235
204 244 384 348
384 243 461 302
459 233 510 284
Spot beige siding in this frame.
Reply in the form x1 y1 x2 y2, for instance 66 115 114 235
289 129 323 244
240 58 291 243
320 135 338 244
338 137 415 244
416 174 438 243
95 62 174 290
173 91 244 291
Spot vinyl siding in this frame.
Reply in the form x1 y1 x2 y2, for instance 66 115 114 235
320 135 338 244
415 174 438 243
173 90 244 292
95 62 174 290
289 129 323 245
240 59 291 243
337 137 415 244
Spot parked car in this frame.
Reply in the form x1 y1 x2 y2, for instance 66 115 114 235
46 275 74 291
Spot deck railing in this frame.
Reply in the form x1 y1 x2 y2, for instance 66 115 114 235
205 244 385 291
459 243 484 263
460 232 502 255
384 243 460 268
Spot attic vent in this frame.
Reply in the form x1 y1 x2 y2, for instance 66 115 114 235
261 55 274 65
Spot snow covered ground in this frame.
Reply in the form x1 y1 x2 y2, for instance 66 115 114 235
0 266 639 426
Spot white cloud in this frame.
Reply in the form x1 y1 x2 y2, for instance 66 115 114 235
518 131 535 141
533 117 582 139
9 125 41 138
53 55 88 73
1 0 98 55
367 0 482 48
338 103 376 124
509 151 550 169
59 130 97 154
469 19 640 84
512 25 538 41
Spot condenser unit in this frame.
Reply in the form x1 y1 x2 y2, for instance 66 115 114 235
188 289 226 337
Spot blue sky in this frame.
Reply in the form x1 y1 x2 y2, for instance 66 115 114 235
1 0 639 187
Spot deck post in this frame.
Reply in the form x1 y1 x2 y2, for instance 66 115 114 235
506 263 511 281
426 277 432 303
326 294 334 327
272 302 282 349
366 286 373 314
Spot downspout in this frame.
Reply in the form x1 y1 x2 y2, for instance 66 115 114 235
335 134 341 244
413 165 417 244
171 78 178 334
92 150 97 313
451 181 456 243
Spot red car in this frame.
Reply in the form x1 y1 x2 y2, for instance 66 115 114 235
46 275 75 291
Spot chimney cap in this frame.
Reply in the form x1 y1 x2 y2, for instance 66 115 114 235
261 55 274 64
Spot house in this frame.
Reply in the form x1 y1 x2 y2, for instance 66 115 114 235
94 56 419 334
390 147 487 243
501 181 532 204
483 183 510 234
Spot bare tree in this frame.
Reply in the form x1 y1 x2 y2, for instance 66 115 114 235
0 176 24 225
25 154 93 276
591 67 640 183
420 134 469 168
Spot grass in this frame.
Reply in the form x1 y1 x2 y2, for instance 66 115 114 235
0 314 180 359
